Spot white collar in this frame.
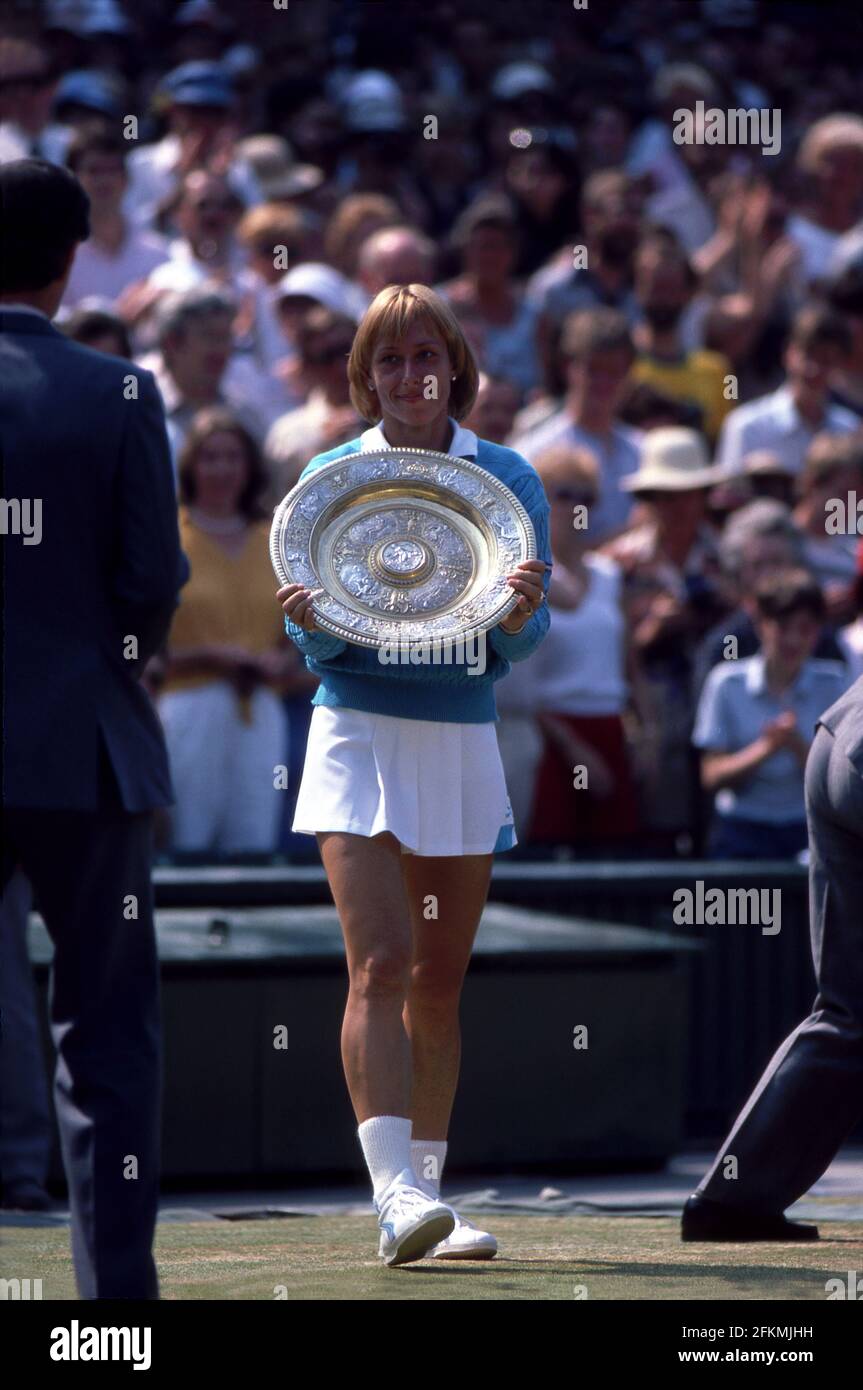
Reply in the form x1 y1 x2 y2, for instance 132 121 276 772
359 416 478 458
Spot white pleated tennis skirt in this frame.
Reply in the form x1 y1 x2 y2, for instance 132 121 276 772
292 704 517 856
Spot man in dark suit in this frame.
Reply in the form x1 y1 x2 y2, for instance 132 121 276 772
1 159 188 1298
682 676 863 1240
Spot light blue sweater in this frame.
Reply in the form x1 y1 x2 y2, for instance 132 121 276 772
283 435 552 723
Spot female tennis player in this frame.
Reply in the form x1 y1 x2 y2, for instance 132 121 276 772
277 284 551 1266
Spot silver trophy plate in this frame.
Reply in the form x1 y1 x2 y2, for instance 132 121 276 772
270 447 536 648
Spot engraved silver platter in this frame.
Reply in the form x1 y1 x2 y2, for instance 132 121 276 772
270 448 536 648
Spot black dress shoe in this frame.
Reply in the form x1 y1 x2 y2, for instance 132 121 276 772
681 1193 819 1242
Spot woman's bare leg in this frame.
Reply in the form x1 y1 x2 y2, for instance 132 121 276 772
400 852 494 1140
316 829 414 1122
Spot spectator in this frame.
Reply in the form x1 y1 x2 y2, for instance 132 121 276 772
604 427 728 846
438 194 541 394
826 263 863 419
497 445 641 852
626 62 721 199
323 191 402 277
143 286 272 465
527 170 643 383
792 432 863 609
511 307 640 543
147 169 247 295
630 231 733 442
272 260 366 344
124 60 261 229
264 306 362 497
61 306 132 358
694 569 849 858
356 225 437 302
333 70 429 229
464 372 523 445
787 115 863 287
235 200 318 371
157 409 296 854
0 37 69 165
617 380 701 433
716 302 858 474
497 130 581 278
740 449 797 507
694 497 847 693
62 127 170 312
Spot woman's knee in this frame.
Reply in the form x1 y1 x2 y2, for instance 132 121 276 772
406 958 465 1011
349 947 413 1000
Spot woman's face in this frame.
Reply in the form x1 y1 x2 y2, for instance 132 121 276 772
369 317 453 431
464 224 516 282
544 471 597 554
507 149 567 217
651 488 706 532
756 611 821 673
192 430 249 512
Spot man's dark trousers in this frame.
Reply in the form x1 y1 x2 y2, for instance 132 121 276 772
2 749 161 1299
696 687 863 1210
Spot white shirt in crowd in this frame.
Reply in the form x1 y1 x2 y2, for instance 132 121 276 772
62 225 171 309
496 553 628 717
716 383 859 475
510 411 639 542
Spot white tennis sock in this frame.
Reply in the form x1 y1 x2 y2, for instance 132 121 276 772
358 1116 414 1204
411 1138 448 1197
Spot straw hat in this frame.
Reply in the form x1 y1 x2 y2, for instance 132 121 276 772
621 427 729 492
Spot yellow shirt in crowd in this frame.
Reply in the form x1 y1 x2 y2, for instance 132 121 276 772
630 349 733 442
162 508 285 704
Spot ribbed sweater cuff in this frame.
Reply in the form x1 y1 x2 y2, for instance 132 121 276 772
284 617 347 662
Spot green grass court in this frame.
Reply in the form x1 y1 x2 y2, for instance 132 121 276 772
6 1209 861 1300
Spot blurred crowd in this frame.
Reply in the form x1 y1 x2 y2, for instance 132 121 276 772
5 0 863 860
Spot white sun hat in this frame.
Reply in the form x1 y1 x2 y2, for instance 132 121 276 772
621 427 730 492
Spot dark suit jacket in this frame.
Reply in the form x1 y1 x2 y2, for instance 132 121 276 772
1 308 189 811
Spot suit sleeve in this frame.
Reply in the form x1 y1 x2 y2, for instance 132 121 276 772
487 472 552 664
113 367 189 671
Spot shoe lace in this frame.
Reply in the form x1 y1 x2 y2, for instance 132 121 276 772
384 1185 436 1221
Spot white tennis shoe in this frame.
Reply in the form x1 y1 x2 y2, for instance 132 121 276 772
430 1209 498 1259
375 1168 456 1266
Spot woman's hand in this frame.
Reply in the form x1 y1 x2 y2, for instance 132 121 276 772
278 582 322 633
498 560 549 633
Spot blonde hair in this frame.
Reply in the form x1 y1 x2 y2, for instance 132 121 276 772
237 202 310 254
798 114 863 172
324 193 401 274
533 444 600 492
347 284 479 424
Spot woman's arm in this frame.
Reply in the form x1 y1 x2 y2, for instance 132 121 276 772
488 476 553 663
701 735 776 792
